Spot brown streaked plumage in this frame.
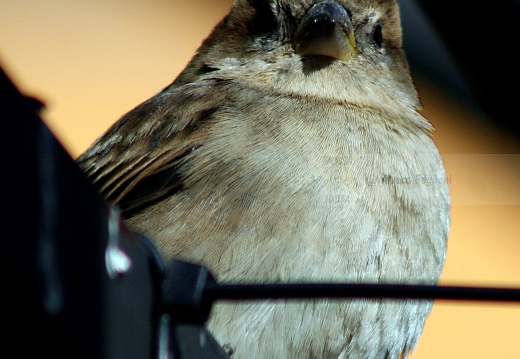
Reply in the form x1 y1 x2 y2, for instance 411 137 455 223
78 0 450 358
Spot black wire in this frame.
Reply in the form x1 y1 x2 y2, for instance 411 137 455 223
205 282 520 303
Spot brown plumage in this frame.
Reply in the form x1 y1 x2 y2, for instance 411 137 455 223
78 0 450 357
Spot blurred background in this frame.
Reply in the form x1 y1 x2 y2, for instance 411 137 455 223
1 0 519 357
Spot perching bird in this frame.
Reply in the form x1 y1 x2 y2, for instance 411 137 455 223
78 0 450 358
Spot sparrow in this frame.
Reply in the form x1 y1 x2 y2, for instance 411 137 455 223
77 0 450 358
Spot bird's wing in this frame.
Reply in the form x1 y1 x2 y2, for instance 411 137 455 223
77 78 229 216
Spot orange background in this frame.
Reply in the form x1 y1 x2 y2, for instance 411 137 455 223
2 1 520 357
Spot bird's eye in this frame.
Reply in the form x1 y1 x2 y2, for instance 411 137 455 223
371 22 383 48
250 0 277 35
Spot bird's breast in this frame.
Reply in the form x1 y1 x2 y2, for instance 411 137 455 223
129 99 449 286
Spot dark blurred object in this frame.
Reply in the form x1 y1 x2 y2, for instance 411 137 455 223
0 66 155 359
401 0 520 136
0 67 228 359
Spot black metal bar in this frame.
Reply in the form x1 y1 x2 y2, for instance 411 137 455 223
205 282 520 303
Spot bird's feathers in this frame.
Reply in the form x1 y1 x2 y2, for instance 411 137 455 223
77 1 449 358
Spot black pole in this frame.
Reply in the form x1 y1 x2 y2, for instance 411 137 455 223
205 282 520 303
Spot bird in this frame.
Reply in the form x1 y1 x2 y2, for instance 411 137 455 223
77 0 450 358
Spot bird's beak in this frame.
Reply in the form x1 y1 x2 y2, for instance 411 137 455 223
294 0 357 62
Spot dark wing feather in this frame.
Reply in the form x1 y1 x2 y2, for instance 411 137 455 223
77 78 229 217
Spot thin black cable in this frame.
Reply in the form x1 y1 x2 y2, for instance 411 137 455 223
204 282 520 303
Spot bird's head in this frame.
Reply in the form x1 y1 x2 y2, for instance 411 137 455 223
174 0 420 110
